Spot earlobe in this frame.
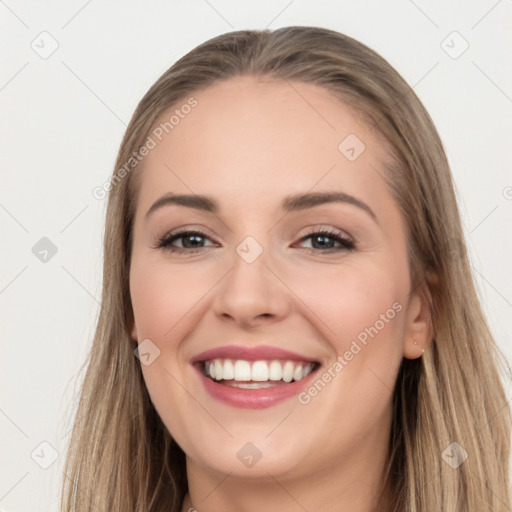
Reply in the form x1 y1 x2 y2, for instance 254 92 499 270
403 338 426 359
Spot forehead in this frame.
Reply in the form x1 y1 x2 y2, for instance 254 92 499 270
135 75 391 216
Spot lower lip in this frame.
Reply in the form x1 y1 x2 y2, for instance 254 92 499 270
195 365 318 409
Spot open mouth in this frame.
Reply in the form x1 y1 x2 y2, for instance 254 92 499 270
200 359 320 389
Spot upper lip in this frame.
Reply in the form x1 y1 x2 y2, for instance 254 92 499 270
191 345 319 364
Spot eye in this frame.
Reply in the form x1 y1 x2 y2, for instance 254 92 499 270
154 230 216 254
295 228 355 253
154 227 356 255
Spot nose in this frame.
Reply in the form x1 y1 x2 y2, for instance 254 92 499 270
212 243 291 329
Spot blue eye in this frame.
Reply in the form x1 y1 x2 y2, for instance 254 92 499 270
297 229 355 252
155 228 355 254
156 230 214 253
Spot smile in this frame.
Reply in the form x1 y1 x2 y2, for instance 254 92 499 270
203 359 316 388
191 345 321 408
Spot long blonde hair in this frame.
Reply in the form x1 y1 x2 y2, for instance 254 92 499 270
60 26 511 511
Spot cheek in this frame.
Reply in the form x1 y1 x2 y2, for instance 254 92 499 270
129 258 222 339
129 259 224 413
129 261 213 445
288 261 406 350
287 261 407 417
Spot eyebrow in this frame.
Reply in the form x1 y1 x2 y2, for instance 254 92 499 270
145 191 377 222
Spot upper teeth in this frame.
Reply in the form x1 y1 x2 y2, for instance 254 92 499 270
204 359 315 383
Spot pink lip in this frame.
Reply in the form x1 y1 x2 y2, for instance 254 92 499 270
196 367 319 409
190 344 320 409
191 344 318 364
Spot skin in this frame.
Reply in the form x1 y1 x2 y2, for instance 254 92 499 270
129 75 432 512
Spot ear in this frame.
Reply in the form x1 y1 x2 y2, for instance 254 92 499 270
403 278 434 359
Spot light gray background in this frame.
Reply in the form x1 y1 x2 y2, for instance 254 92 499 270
1 1 511 510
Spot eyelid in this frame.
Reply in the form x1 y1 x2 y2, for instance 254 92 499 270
293 226 356 252
154 223 356 255
296 224 354 241
158 224 218 242
153 227 218 251
155 225 352 243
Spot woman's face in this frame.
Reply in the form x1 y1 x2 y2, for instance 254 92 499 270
129 76 429 483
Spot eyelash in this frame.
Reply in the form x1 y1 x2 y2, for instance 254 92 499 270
154 228 356 255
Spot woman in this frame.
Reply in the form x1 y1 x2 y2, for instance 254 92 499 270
61 26 511 511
